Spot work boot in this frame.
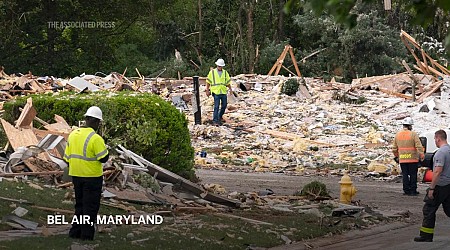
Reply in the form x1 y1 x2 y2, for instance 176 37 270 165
414 231 433 242
414 236 432 242
410 191 420 196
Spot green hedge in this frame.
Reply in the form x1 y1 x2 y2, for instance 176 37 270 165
2 91 195 178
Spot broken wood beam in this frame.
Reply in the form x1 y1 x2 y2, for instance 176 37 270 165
378 88 413 99
31 205 74 214
15 97 37 129
215 213 273 226
19 107 49 126
117 145 240 208
417 80 444 102
0 196 33 205
0 171 63 177
350 73 407 90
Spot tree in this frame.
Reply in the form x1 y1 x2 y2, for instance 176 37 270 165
286 0 450 51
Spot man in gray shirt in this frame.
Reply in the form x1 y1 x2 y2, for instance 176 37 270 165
414 129 450 242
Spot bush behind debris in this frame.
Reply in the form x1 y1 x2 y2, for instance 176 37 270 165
3 92 195 179
297 181 330 199
281 78 299 96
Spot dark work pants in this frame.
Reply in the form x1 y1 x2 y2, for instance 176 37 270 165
420 184 450 239
69 176 103 240
212 93 227 123
400 162 418 194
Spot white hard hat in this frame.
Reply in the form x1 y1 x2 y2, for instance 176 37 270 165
402 117 414 125
215 58 225 67
84 106 103 121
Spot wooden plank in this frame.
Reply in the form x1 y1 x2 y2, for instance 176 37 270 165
417 80 443 102
401 37 429 74
401 60 417 101
15 97 36 129
421 49 429 71
351 74 406 90
1 118 39 150
31 205 74 214
269 45 289 76
215 213 273 226
117 145 240 208
0 196 33 205
0 171 63 177
275 46 289 75
400 30 421 49
288 46 302 77
423 51 450 75
378 88 413 99
29 80 46 92
44 115 71 132
298 84 311 98
19 107 49 126
33 128 69 140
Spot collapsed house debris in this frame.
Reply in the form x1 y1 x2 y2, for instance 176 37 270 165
0 31 449 237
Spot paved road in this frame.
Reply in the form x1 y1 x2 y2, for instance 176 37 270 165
270 215 450 250
197 169 450 249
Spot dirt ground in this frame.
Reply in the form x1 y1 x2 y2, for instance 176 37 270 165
196 169 427 223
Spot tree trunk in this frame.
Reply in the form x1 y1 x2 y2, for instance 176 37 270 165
44 0 55 73
246 0 255 73
277 0 285 42
237 2 245 73
197 0 203 65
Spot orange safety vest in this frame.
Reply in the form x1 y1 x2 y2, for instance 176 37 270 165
392 129 424 163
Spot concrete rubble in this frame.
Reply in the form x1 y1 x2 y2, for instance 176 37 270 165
183 73 450 184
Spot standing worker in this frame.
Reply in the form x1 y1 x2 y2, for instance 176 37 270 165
205 58 233 126
392 117 424 196
64 106 109 240
414 129 450 242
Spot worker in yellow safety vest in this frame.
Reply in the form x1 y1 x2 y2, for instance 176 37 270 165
392 117 424 196
205 58 234 126
64 106 109 240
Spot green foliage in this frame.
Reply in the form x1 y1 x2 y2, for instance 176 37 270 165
289 0 450 52
292 10 405 81
257 40 291 75
1 0 449 80
2 92 195 177
281 78 299 96
133 172 160 192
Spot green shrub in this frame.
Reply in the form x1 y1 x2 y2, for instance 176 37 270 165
2 91 195 178
281 78 300 96
297 181 330 199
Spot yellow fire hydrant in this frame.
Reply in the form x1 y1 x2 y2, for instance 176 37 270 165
339 172 357 204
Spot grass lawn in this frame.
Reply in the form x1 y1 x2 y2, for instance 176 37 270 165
0 178 385 249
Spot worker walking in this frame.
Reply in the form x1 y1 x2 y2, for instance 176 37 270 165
205 58 233 126
414 129 450 242
392 117 424 196
64 106 109 240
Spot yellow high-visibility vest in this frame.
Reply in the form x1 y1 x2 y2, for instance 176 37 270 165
206 69 231 95
64 127 108 177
